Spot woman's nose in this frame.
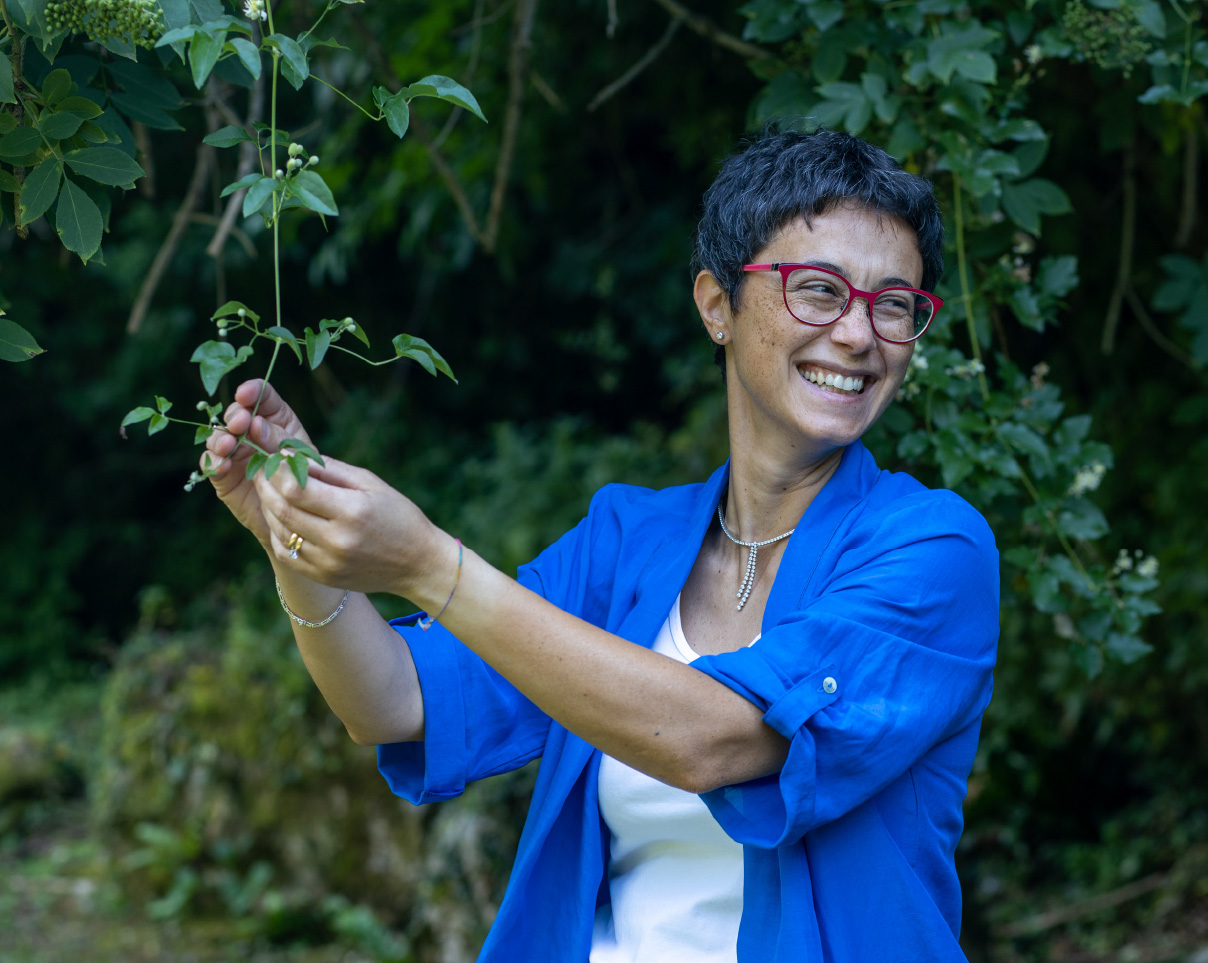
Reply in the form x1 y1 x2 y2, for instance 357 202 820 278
829 296 878 350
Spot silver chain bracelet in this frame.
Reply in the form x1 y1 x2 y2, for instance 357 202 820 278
275 578 351 628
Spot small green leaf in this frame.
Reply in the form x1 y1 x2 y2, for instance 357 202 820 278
57 96 104 120
287 453 310 488
0 128 45 161
190 340 239 395
0 56 16 105
203 125 256 148
288 169 338 216
17 157 61 227
55 177 104 263
155 395 173 414
1002 178 1072 235
267 325 303 363
0 170 19 192
0 113 17 136
148 413 170 435
188 30 225 89
63 146 145 187
227 37 262 80
263 452 284 479
391 333 456 381
41 111 84 140
268 34 309 90
0 318 45 362
280 437 324 466
1105 632 1154 664
304 328 331 369
220 172 264 197
194 424 212 444
243 175 277 218
212 300 260 323
377 89 410 138
156 25 203 48
406 74 487 122
41 69 74 106
244 451 267 479
121 406 155 427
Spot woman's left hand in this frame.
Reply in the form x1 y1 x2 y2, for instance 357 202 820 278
254 455 439 597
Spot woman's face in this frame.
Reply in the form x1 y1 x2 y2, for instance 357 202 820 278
702 203 923 463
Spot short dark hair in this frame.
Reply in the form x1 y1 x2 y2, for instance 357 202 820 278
691 127 944 372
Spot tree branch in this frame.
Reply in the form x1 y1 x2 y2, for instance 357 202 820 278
128 96 223 334
484 0 539 251
1101 141 1135 354
647 0 772 61
588 18 681 112
206 62 267 260
1174 119 1199 249
997 872 1168 938
1124 284 1201 371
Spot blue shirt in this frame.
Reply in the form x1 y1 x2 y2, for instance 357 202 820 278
378 441 999 962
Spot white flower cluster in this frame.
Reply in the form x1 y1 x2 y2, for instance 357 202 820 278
945 358 986 380
897 352 929 400
1024 44 1043 65
1068 462 1106 497
1112 549 1159 579
243 0 267 22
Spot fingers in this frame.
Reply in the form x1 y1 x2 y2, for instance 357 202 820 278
306 456 384 491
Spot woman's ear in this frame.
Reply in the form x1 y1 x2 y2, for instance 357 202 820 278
694 271 731 343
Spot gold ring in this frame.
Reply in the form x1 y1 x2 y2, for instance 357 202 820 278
287 532 304 560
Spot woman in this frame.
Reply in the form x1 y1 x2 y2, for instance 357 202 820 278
205 129 998 962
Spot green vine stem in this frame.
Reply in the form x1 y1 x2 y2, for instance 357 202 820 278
952 176 991 403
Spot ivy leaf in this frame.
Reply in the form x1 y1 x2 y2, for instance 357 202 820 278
17 157 62 227
0 55 14 105
304 328 332 369
55 178 104 263
405 75 487 123
203 125 256 148
391 333 456 381
0 318 45 362
288 170 338 216
243 175 278 218
63 146 145 187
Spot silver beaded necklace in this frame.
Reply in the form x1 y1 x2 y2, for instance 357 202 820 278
716 503 796 611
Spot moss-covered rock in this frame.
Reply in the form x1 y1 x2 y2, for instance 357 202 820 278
92 585 534 961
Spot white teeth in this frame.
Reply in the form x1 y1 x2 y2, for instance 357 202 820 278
802 369 864 394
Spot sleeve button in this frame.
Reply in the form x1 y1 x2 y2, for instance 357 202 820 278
822 676 838 694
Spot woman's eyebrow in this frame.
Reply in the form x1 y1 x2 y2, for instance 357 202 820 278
799 260 919 289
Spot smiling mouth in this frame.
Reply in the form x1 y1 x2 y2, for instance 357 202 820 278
800 367 866 395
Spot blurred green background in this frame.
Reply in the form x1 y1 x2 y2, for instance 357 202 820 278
2 0 1206 960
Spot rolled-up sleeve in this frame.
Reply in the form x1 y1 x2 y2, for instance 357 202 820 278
693 495 999 848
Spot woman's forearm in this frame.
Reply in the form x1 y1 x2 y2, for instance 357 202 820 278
399 537 787 793
273 561 424 746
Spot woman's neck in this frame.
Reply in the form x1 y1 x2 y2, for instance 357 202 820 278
721 442 845 542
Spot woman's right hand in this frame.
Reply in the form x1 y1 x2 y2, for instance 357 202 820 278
203 379 315 551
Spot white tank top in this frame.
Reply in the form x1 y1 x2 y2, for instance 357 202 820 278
590 595 759 963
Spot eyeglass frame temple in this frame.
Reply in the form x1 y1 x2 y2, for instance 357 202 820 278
741 263 943 344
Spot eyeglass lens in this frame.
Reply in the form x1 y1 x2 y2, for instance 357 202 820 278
783 268 932 342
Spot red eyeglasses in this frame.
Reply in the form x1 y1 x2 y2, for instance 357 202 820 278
742 263 942 344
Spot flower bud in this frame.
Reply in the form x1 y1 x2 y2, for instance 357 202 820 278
196 401 208 411
275 169 284 179
237 308 246 317
288 142 304 158
308 155 319 166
